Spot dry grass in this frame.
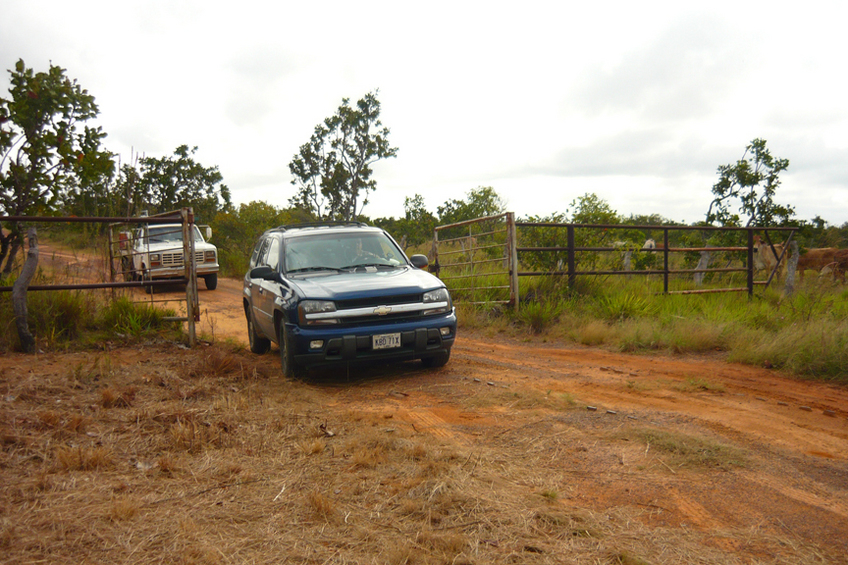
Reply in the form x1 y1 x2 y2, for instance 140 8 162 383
0 341 843 565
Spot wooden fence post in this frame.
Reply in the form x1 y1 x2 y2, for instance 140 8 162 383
507 212 519 311
182 208 198 347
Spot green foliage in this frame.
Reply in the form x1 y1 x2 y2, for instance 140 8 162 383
449 260 848 381
619 428 746 470
437 186 505 227
212 201 312 276
401 193 437 246
99 297 177 337
594 291 656 322
289 91 398 221
707 138 794 227
0 288 177 351
514 300 562 334
519 193 629 272
137 145 231 221
1 59 112 272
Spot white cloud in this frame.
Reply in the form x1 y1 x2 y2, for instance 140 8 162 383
3 0 847 225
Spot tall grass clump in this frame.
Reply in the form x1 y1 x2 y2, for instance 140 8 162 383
0 290 179 352
729 319 848 381
0 287 98 350
98 296 178 337
27 290 97 342
514 300 563 334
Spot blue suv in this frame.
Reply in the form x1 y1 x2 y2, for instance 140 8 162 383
243 223 456 377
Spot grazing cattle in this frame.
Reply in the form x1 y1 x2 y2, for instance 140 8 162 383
642 238 665 251
796 247 838 280
752 235 786 278
832 249 848 282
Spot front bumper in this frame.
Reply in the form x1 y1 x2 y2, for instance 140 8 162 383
148 264 219 279
289 310 456 369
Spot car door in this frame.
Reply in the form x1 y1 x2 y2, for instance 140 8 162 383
251 236 281 340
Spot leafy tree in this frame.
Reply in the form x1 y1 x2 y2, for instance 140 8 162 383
400 194 437 246
569 193 620 225
706 138 794 227
0 59 113 273
520 193 633 272
436 186 505 227
138 145 231 221
288 91 398 221
212 201 311 276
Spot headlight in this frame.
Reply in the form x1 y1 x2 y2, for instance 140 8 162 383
204 250 216 263
422 288 451 315
298 300 338 325
150 253 160 266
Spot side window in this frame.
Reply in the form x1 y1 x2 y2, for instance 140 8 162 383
250 237 268 269
266 238 281 271
258 238 272 267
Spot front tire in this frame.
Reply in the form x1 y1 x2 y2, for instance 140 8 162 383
247 310 270 354
279 323 300 379
421 351 450 368
143 270 155 294
204 273 218 290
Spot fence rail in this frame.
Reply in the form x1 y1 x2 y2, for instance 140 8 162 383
433 216 797 311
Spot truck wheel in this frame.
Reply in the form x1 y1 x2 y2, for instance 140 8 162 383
279 324 301 379
121 257 133 282
143 270 154 294
204 273 218 290
247 311 270 354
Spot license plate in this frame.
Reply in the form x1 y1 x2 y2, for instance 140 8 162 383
372 333 401 350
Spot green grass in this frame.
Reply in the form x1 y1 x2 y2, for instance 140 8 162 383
615 427 746 470
0 286 179 352
452 266 848 382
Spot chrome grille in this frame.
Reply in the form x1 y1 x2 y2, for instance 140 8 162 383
161 251 205 266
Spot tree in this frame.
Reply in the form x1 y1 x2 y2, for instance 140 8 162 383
436 186 505 226
288 91 398 221
0 59 113 273
400 194 437 246
138 145 231 221
706 138 794 227
212 201 311 275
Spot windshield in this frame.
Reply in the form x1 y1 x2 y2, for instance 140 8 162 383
285 232 405 272
147 226 205 244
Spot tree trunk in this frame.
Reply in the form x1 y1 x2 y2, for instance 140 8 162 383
784 241 799 296
694 251 711 286
0 231 11 274
12 227 38 353
2 240 21 275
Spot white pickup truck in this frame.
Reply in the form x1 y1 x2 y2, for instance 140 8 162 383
118 223 219 292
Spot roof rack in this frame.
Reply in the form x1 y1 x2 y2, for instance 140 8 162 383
275 221 369 231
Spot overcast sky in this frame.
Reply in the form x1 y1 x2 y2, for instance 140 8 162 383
3 1 847 225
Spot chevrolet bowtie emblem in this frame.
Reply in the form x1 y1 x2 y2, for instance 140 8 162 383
373 306 392 316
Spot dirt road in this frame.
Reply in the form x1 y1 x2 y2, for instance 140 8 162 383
17 249 848 560
184 277 848 553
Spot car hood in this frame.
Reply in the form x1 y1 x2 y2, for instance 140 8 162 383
288 267 443 301
145 241 216 252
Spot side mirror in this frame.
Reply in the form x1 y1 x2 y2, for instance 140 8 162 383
205 226 213 240
410 254 429 269
249 266 281 282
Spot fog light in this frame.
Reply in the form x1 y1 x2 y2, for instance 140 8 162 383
439 327 451 336
309 340 324 349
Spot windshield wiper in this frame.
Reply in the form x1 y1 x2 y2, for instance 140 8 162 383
340 263 399 270
287 266 345 274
